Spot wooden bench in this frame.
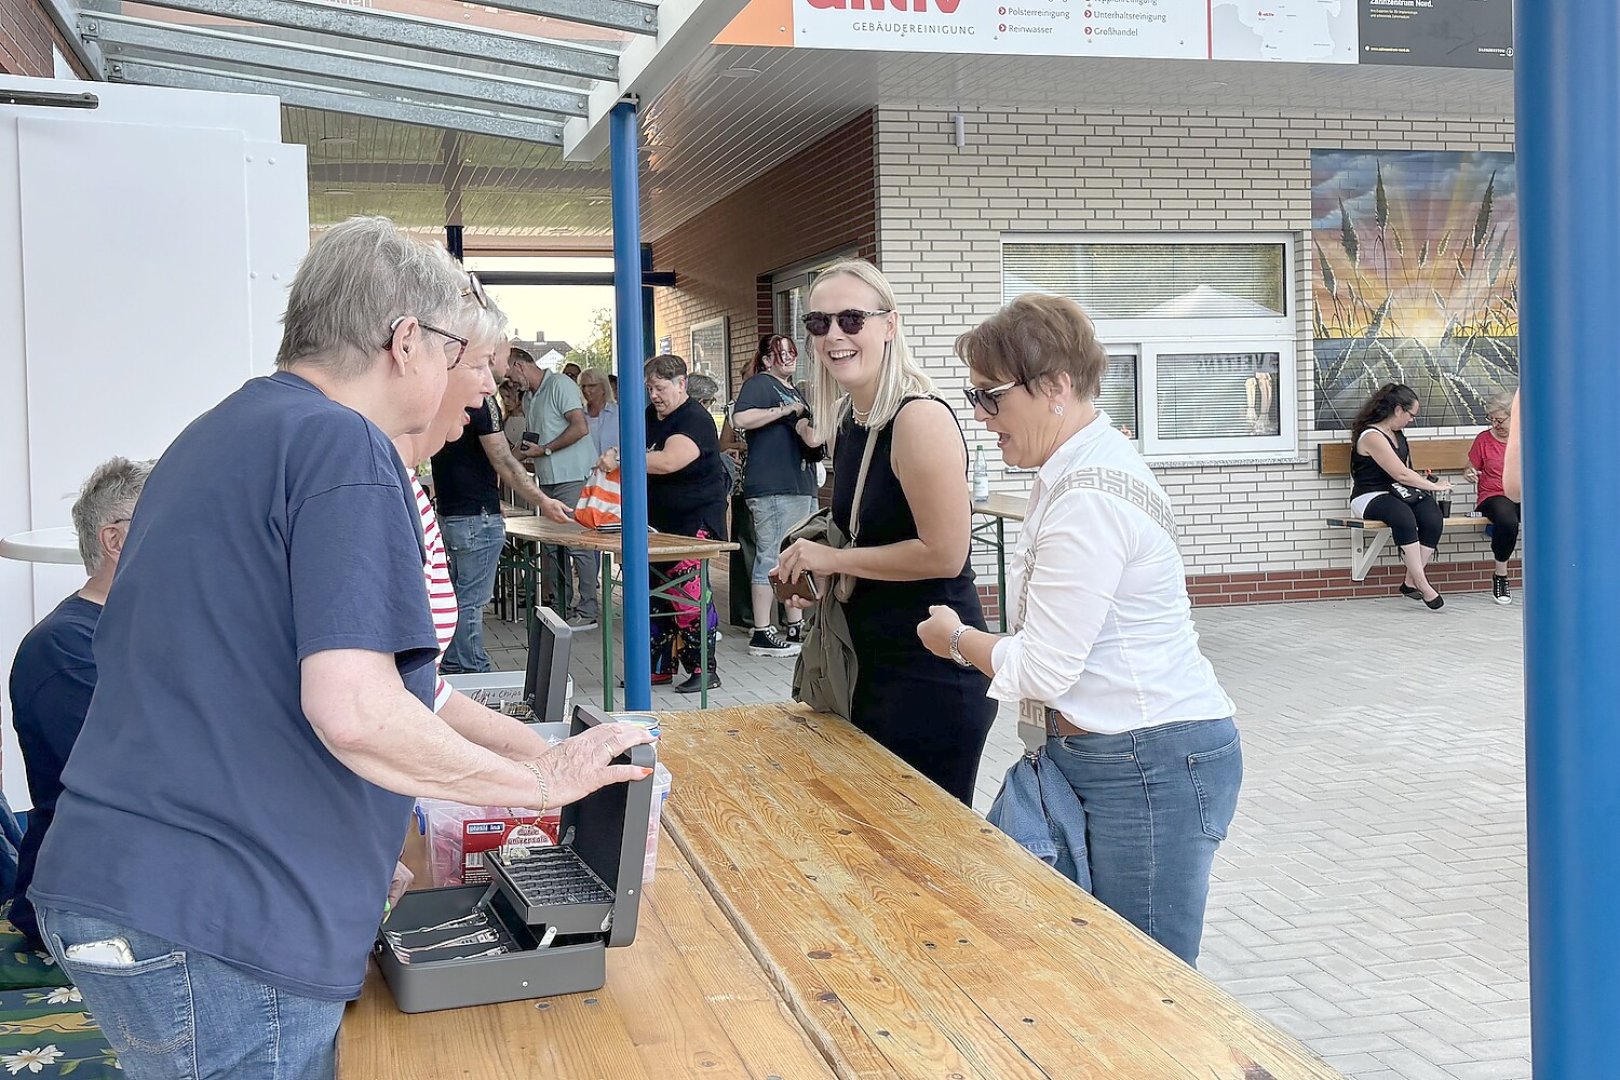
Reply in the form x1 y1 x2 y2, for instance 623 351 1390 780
1319 437 1486 580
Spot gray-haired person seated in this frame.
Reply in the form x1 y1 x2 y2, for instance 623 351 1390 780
7 456 151 950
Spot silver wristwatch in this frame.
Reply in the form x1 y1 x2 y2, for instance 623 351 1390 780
948 625 975 669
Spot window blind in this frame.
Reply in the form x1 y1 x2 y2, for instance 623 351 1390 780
1099 353 1139 435
1155 351 1282 440
1005 242 1286 318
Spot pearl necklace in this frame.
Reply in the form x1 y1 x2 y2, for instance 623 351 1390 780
850 402 873 426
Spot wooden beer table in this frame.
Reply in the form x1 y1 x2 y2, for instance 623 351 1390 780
499 508 737 709
341 702 1343 1080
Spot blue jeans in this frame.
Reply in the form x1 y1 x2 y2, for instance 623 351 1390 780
745 494 818 586
440 511 507 673
1045 717 1242 966
37 906 344 1079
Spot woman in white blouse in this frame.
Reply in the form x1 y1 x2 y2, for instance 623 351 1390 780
917 293 1242 966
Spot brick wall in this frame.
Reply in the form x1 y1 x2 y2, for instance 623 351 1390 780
873 106 1517 604
652 112 877 394
1 0 87 78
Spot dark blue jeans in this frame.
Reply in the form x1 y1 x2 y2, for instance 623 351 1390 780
1046 717 1242 966
38 906 344 1079
440 511 506 673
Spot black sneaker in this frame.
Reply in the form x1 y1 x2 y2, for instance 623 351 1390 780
1492 575 1512 605
749 626 802 658
1399 584 1423 601
784 621 806 646
674 671 721 694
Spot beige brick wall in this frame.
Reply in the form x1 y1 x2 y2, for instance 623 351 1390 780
873 106 1515 585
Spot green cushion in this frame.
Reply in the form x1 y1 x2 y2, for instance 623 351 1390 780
0 986 119 1077
0 917 68 993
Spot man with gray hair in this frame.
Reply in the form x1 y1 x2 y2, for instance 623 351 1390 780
6 456 151 950
26 217 650 1078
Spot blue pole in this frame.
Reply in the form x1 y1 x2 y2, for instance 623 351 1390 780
610 99 651 711
1519 3 1620 1075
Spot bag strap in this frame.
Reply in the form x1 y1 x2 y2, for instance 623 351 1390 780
848 417 882 543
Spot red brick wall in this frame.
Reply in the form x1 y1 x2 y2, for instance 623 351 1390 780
651 112 877 396
1 0 89 78
977 561 1518 617
1186 560 1520 606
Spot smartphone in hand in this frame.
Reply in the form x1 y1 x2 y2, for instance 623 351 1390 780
521 431 540 448
771 571 820 604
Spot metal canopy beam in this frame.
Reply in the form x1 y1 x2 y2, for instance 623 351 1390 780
482 0 658 37
564 0 749 160
81 0 619 82
82 13 590 119
309 163 609 187
110 60 565 145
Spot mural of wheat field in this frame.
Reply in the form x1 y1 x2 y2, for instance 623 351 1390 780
1312 149 1519 430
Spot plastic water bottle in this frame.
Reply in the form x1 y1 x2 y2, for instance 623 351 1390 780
972 447 989 504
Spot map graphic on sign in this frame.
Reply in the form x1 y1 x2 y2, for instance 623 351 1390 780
1211 0 1356 63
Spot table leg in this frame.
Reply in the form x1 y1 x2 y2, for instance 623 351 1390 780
996 517 1008 633
699 561 711 711
603 553 615 712
525 539 539 642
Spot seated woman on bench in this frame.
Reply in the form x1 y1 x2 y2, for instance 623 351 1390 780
1348 383 1453 610
1465 391 1520 606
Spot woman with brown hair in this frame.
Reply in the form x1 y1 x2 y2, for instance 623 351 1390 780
1347 383 1453 609
917 292 1241 966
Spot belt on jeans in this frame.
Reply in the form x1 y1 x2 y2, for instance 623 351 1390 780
1045 707 1091 737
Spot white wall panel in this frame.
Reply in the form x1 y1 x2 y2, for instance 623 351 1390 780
0 77 307 806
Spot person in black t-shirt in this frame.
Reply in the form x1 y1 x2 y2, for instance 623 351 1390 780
598 354 728 694
431 305 572 672
731 334 826 658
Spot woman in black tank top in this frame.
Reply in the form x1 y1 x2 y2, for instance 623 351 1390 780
1348 383 1454 609
775 261 996 804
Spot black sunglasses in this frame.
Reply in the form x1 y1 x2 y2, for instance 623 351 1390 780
964 379 1022 416
801 309 891 337
384 315 468 370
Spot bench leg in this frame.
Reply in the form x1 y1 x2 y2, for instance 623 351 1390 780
1349 530 1391 582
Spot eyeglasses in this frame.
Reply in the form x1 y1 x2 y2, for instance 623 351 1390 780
1488 414 1511 426
463 271 490 310
801 309 891 337
384 315 468 370
964 379 1022 416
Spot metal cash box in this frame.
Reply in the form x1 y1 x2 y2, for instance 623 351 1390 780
375 703 656 1013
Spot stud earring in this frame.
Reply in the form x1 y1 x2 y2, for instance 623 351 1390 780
1053 403 1065 417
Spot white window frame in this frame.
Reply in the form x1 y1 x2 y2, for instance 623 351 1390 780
1001 232 1298 464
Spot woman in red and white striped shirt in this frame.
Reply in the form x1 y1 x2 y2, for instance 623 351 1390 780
394 301 503 710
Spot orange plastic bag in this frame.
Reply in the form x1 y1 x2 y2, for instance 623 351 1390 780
573 467 622 530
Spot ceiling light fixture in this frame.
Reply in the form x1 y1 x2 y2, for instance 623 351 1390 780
324 189 354 196
318 136 356 148
721 66 762 78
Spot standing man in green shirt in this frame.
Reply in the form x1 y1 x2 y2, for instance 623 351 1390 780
517 358 600 629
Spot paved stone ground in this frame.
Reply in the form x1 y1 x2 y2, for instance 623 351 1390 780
484 581 1528 1080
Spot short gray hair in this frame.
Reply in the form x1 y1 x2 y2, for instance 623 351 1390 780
464 293 511 353
72 457 152 574
276 216 464 378
686 372 720 405
1485 390 1515 418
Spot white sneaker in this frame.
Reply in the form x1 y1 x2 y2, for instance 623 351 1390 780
567 614 599 631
